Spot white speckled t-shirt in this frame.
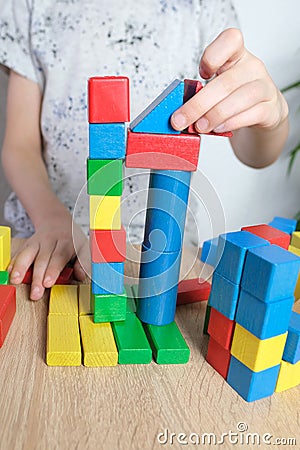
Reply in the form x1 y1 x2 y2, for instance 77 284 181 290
0 0 237 242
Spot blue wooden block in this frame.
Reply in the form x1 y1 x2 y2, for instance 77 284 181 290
91 262 124 295
208 272 240 320
200 237 219 267
282 311 300 364
143 170 191 252
137 244 182 325
215 231 269 284
130 80 184 134
271 216 297 234
241 245 300 303
236 289 294 339
227 356 280 402
89 123 126 159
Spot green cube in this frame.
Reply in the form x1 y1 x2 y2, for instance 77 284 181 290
91 290 127 323
87 158 123 196
0 271 9 285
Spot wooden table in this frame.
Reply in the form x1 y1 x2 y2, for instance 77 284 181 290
0 241 299 450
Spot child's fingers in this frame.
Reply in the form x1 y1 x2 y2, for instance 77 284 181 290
30 242 57 300
42 240 75 288
9 241 40 284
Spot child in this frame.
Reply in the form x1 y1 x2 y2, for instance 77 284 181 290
0 1 288 300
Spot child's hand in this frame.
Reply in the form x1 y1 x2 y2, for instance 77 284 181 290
171 28 288 135
9 211 90 300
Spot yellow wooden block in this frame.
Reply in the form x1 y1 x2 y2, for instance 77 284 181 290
49 285 78 315
288 245 300 257
291 231 300 250
79 284 91 315
231 323 287 372
288 246 300 300
0 226 11 271
275 359 300 392
89 195 121 230
79 315 118 367
46 315 81 366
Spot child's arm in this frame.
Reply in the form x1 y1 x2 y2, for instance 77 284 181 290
1 71 89 300
171 28 289 168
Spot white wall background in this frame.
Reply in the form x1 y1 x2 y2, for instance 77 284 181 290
0 0 300 242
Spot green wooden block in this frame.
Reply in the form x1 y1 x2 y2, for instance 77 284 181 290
87 158 123 196
125 285 136 314
144 321 190 364
91 290 127 323
0 271 9 285
203 303 211 335
112 313 152 364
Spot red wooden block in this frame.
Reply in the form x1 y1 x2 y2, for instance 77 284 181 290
176 278 211 305
207 307 235 350
0 285 16 348
125 131 201 171
22 266 33 284
206 337 231 379
88 76 130 123
90 227 126 263
56 267 74 285
241 224 290 250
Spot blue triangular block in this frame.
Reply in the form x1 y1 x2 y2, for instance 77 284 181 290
130 79 184 134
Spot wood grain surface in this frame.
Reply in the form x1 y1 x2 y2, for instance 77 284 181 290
0 241 299 450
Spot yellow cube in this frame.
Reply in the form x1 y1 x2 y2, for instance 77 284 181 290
275 359 300 392
89 195 121 230
0 226 11 271
231 323 287 372
291 231 300 250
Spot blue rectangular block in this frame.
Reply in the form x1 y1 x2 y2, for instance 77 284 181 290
200 237 219 267
227 356 280 402
215 231 269 284
241 245 300 302
269 216 297 235
208 272 240 320
282 311 300 364
236 289 294 339
91 262 124 295
89 123 126 159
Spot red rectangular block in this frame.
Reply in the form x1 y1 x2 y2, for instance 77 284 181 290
177 278 211 305
241 224 290 250
90 227 126 263
0 285 16 348
88 76 130 123
125 131 200 171
206 337 231 379
22 266 74 285
207 307 235 350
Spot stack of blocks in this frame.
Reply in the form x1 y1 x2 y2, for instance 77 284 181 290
205 220 300 401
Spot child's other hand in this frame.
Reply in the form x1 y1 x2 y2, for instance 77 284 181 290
8 211 90 300
171 28 288 134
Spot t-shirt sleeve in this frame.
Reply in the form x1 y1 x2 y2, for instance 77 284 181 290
0 0 44 88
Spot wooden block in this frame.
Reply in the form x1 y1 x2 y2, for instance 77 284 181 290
22 266 73 285
88 76 130 123
91 290 127 323
289 246 300 300
203 303 211 335
241 224 290 250
215 231 269 284
200 237 219 267
176 278 211 305
0 285 16 348
112 313 152 364
269 217 297 235
0 226 11 271
89 195 121 230
130 79 184 134
0 271 9 285
48 285 78 316
87 158 123 196
291 231 300 249
91 262 124 295
208 272 240 320
275 359 300 392
206 337 231 379
230 323 287 372
143 321 190 364
124 285 137 314
207 308 235 350
236 289 294 340
79 284 92 315
90 227 126 263
125 130 200 171
282 311 300 364
89 124 126 159
79 315 118 366
241 244 300 303
46 315 81 366
227 355 280 402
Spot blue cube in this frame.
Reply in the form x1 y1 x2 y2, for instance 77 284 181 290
89 123 126 159
208 272 240 320
282 311 300 364
200 237 219 268
92 262 124 295
269 216 297 235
